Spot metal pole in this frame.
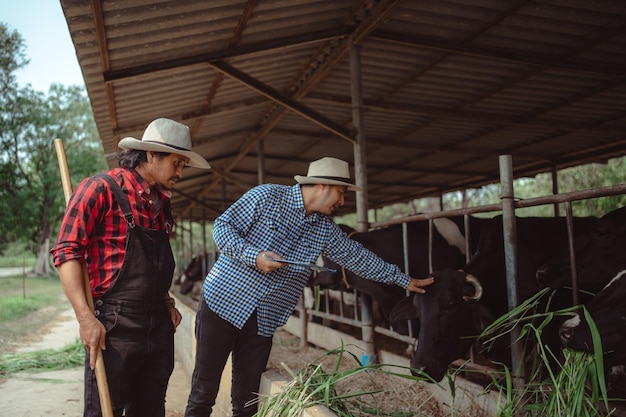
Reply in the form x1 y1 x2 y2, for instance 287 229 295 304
299 296 309 348
221 178 227 212
257 138 266 184
499 155 523 381
402 223 414 338
428 219 434 273
350 43 374 361
350 44 369 234
551 166 560 217
564 201 580 306
189 221 194 256
202 212 208 277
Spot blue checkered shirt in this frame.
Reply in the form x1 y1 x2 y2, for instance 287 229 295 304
202 184 411 337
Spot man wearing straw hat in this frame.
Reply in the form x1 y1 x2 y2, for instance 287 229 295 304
184 156 434 417
52 118 211 417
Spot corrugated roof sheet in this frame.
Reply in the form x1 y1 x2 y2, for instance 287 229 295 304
60 0 626 221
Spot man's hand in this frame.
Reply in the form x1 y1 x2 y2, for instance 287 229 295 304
256 251 287 273
77 313 106 370
406 276 435 293
168 306 182 330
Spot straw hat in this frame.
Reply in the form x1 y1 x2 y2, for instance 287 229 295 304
294 157 361 192
117 118 211 169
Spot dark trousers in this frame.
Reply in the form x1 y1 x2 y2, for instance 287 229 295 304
84 306 174 417
184 301 273 417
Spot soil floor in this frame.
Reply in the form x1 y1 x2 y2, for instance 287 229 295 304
0 307 189 417
0 305 456 417
5 301 623 417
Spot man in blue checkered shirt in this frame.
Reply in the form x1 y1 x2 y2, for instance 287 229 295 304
184 157 434 417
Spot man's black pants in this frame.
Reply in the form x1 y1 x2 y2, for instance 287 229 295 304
184 301 273 417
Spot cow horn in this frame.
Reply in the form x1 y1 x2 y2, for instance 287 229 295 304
463 273 483 302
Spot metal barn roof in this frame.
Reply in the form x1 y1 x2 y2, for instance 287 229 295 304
60 0 626 221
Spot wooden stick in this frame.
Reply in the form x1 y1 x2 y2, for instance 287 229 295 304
54 139 114 417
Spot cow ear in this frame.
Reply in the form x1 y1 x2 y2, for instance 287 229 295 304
389 295 419 321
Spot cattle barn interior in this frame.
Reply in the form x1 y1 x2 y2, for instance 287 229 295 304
58 2 626 408
59 0 626 223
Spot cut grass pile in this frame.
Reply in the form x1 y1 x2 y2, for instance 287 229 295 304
0 338 83 377
256 344 437 417
478 288 613 417
260 289 618 417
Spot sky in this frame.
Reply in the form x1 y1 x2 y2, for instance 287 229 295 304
1 0 85 92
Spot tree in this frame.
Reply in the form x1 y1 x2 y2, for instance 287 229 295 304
0 23 107 274
0 23 29 252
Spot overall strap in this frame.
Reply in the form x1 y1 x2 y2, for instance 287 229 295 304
95 174 136 229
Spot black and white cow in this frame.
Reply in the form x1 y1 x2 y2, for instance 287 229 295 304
559 268 626 371
537 206 626 296
310 216 487 335
391 215 599 382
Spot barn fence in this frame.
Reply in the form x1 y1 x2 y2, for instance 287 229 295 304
171 172 625 414
298 181 626 375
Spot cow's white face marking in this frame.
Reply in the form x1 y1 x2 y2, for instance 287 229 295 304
563 314 581 329
433 218 466 255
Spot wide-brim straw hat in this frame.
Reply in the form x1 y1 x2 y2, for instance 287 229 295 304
117 118 211 169
294 157 361 192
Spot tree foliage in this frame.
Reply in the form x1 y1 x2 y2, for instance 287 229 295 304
335 156 626 227
0 23 106 268
0 23 29 251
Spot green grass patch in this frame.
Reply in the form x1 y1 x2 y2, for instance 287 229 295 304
0 276 63 322
0 338 84 376
0 255 36 268
0 296 50 321
0 275 68 355
260 290 617 417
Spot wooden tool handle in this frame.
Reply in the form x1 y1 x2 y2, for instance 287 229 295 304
54 139 114 417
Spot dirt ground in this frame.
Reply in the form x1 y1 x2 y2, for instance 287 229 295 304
1 300 498 417
0 307 189 417
2 278 621 417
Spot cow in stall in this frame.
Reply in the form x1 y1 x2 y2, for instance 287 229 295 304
309 216 486 336
532 206 626 375
177 252 211 299
536 205 626 297
559 268 626 373
390 215 599 382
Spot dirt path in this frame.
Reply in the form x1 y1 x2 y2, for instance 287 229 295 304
0 307 190 417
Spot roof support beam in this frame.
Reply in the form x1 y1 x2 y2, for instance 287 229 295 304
89 0 118 131
180 0 402 218
208 60 356 144
101 27 350 82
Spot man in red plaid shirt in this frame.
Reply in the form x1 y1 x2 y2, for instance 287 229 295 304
51 118 211 417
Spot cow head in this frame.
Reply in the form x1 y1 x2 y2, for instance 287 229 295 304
537 207 626 295
560 269 626 370
390 268 494 382
179 254 209 295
